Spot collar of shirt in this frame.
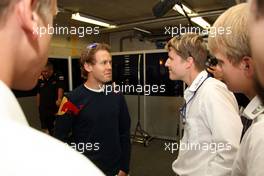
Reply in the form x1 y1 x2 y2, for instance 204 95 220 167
184 70 208 102
243 96 264 121
83 84 105 93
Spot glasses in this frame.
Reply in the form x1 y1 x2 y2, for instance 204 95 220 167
205 56 218 67
87 43 98 49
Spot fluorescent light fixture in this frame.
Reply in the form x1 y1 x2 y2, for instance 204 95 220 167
173 4 211 29
133 27 152 34
71 13 117 28
191 17 211 29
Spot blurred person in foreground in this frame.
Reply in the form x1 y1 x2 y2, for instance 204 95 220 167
0 0 103 175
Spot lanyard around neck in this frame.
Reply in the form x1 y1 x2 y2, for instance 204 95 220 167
180 75 211 120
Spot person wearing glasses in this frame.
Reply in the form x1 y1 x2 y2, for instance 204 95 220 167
208 2 264 176
208 3 264 175
206 61 250 110
54 43 131 176
165 33 242 175
0 0 103 175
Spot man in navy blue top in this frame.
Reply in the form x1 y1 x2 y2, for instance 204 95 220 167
54 43 131 176
37 61 65 135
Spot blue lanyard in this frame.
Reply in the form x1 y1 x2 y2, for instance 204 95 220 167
180 75 210 123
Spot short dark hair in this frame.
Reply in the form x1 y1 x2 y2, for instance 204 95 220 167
80 43 110 79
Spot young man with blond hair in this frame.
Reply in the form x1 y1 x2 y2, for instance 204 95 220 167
165 33 242 175
208 3 264 175
0 0 103 175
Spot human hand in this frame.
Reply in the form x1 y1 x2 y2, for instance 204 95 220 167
56 99 62 107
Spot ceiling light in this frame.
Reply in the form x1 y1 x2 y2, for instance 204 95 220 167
173 4 211 29
173 4 193 16
71 13 117 28
133 27 152 34
190 17 211 29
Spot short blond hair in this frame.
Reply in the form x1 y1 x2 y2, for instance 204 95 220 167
208 3 250 65
0 0 53 25
166 33 207 71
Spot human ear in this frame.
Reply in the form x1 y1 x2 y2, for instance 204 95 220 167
17 0 39 40
84 62 93 73
185 56 194 69
241 56 254 78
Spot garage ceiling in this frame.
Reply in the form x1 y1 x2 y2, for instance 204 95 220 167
56 0 237 35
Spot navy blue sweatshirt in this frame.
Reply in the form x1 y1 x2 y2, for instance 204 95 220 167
54 84 131 175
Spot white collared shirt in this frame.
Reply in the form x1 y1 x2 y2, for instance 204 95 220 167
172 71 242 176
0 80 104 176
232 96 264 176
0 81 28 125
